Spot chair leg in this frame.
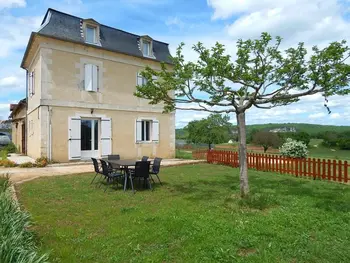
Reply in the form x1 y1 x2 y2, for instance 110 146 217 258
129 175 135 193
150 175 156 184
104 178 110 192
90 173 98 184
147 178 153 191
156 174 162 186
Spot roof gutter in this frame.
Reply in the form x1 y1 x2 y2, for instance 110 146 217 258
20 32 36 69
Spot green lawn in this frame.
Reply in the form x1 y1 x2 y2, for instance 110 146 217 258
18 164 350 263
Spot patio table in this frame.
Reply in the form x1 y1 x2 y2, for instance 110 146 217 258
104 159 152 191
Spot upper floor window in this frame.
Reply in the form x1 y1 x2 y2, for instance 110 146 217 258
142 40 151 56
28 71 35 96
86 25 96 44
84 64 99 92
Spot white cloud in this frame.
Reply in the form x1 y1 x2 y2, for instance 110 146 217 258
309 112 326 119
0 0 26 10
0 15 41 58
330 113 341 119
165 16 184 28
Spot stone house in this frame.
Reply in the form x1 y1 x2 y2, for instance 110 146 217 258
16 8 175 162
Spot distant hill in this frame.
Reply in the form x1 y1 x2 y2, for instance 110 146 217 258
176 123 350 139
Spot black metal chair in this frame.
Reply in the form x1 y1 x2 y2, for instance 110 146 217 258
100 159 124 192
108 154 120 160
150 157 162 185
128 161 152 193
91 158 103 184
141 156 149 162
107 154 124 173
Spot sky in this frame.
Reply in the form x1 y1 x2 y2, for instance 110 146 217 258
0 0 350 128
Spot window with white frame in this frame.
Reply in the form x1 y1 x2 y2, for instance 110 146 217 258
142 40 152 56
28 71 35 96
84 64 99 91
137 72 147 86
85 25 96 44
136 119 159 143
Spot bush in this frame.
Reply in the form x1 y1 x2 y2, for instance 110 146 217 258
19 162 35 168
1 149 8 160
279 138 308 158
4 142 17 153
0 160 17 168
0 177 49 263
35 157 48 168
338 138 350 150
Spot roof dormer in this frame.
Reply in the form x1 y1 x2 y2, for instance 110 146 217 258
139 35 155 59
81 18 101 46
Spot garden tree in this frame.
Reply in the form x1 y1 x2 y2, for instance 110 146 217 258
252 131 282 152
135 33 350 197
185 114 232 149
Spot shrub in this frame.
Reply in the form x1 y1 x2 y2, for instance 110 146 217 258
1 149 8 160
1 160 17 168
0 177 49 263
35 157 48 168
279 138 308 158
338 138 350 150
19 162 35 168
4 142 17 154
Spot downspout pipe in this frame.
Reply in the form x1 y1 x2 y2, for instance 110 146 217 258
25 70 28 155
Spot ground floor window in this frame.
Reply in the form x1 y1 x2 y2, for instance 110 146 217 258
136 119 159 143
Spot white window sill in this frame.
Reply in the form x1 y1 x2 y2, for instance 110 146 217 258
136 141 159 144
142 54 156 59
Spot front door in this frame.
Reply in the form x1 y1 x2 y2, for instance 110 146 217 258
80 119 99 159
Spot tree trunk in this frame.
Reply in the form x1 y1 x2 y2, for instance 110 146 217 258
263 146 268 153
208 143 211 150
236 111 249 197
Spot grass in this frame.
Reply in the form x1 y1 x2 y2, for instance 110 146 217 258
18 164 350 263
175 149 193 159
308 139 350 161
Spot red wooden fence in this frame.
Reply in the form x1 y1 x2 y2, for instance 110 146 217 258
192 150 349 183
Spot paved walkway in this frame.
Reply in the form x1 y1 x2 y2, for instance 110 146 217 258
7 154 35 164
0 159 205 184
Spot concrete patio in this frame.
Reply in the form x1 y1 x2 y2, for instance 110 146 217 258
0 159 205 184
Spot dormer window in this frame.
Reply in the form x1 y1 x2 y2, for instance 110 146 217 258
142 40 151 56
140 36 155 58
82 18 100 45
86 25 96 44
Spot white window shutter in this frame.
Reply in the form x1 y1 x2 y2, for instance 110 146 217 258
152 75 158 81
92 65 98 91
101 118 112 156
68 117 81 160
152 120 159 142
136 119 142 143
84 64 93 91
28 73 32 95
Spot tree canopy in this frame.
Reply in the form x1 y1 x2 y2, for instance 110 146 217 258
135 32 350 197
185 114 232 149
252 131 282 152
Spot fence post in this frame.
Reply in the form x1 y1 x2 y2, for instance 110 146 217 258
338 160 342 182
322 159 326 180
344 161 348 183
332 160 337 181
317 159 321 180
312 158 316 180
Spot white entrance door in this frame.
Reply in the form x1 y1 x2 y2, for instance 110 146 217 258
81 119 99 159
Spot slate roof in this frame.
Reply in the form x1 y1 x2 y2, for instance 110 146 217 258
22 8 172 68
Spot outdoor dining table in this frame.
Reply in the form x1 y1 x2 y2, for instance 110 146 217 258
105 159 152 191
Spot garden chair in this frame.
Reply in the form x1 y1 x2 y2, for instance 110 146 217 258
128 161 152 193
141 156 149 162
149 157 162 185
91 158 103 184
100 159 124 192
107 154 124 173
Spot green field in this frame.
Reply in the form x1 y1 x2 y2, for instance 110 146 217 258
18 164 350 262
176 123 350 139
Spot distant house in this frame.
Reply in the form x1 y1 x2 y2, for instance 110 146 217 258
15 8 175 162
9 99 27 154
269 127 297 133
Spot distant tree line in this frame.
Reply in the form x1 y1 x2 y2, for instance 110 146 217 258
316 131 350 150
